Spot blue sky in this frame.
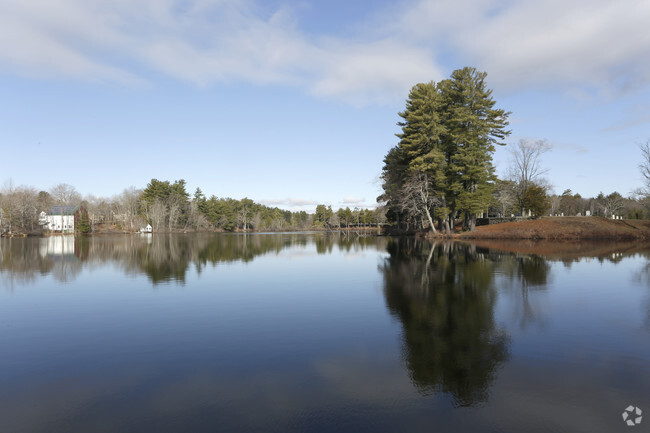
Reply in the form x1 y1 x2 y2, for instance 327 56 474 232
2 0 650 211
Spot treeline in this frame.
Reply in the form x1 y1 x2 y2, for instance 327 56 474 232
491 182 650 219
0 179 386 234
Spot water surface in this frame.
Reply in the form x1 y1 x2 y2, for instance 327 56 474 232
1 234 649 432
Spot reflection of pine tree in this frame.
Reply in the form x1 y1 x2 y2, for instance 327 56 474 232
381 239 510 406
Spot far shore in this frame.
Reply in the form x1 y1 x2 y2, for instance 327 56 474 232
4 217 650 241
1 225 383 238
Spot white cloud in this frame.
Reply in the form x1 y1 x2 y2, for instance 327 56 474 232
310 39 442 105
394 0 650 96
340 196 366 205
1 0 649 103
0 0 436 103
259 197 319 207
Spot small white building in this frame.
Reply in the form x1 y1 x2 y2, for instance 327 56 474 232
140 224 153 233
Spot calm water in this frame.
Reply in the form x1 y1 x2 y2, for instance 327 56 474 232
1 233 649 432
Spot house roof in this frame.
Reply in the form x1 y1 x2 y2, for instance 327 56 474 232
47 205 79 215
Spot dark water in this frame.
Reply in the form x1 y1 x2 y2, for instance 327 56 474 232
1 234 649 432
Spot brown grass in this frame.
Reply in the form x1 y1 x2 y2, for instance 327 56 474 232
458 216 650 240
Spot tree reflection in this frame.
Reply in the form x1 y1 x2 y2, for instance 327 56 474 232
381 239 510 406
631 251 650 332
493 252 551 329
0 233 385 287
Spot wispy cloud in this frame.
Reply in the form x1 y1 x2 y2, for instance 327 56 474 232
551 141 589 154
259 197 319 208
390 0 650 96
601 103 650 132
340 196 366 205
1 0 649 103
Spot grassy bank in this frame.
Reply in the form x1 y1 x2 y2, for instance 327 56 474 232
458 216 650 240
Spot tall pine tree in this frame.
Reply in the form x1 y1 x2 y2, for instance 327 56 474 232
380 67 510 232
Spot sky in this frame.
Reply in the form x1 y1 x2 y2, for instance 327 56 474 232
2 0 650 212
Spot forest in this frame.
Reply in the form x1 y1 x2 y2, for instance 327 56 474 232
0 178 386 234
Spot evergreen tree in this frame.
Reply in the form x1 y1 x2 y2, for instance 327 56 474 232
381 82 445 232
522 185 549 217
437 67 510 231
380 67 510 232
76 210 91 234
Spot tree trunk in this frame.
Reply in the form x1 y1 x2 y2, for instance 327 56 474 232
469 213 477 231
423 207 437 233
438 217 449 234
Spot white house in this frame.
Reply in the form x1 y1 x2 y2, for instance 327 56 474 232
41 205 87 233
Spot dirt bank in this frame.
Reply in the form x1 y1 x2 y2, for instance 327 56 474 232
457 216 650 240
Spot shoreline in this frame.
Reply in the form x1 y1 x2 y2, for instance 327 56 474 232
5 217 650 241
1 225 383 238
457 216 650 240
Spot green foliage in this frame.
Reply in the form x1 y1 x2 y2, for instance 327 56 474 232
522 185 549 217
76 210 91 234
380 67 510 232
314 204 333 227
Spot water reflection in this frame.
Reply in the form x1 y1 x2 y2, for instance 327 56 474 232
380 238 650 407
0 233 387 287
381 239 511 406
2 234 650 431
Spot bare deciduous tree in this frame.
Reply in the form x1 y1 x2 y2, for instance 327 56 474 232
0 184 39 233
494 181 516 217
549 194 562 215
168 201 181 231
508 139 551 212
598 192 625 217
398 172 441 233
639 140 650 193
49 183 81 205
328 212 341 229
118 187 142 230
187 200 208 231
145 200 167 232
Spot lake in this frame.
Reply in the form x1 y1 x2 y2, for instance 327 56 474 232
1 233 649 432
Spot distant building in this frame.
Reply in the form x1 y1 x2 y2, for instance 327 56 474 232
41 205 89 233
140 224 153 233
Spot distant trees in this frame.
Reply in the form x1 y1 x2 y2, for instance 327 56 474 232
0 185 39 232
140 179 190 231
236 198 254 231
117 187 142 231
380 67 510 232
558 189 585 216
0 182 41 233
597 192 625 217
337 207 352 227
0 176 391 234
314 205 333 227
